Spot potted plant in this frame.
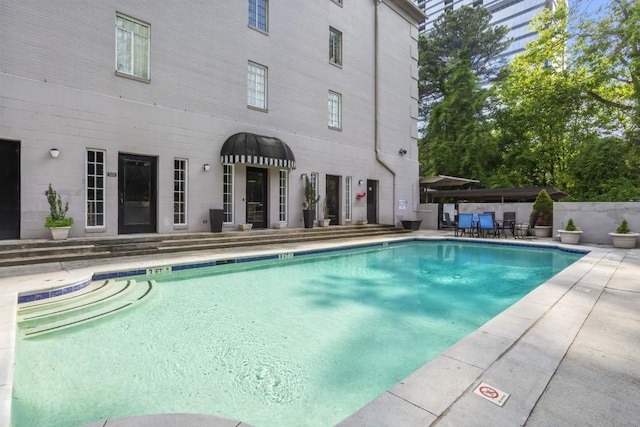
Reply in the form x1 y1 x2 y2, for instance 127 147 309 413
558 218 582 244
44 183 74 240
302 174 319 228
319 198 330 227
609 219 639 249
532 189 553 237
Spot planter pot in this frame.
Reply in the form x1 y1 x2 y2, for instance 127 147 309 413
273 222 287 229
319 219 330 227
303 209 316 228
534 226 552 237
239 224 253 231
558 230 582 245
209 209 224 232
401 220 423 231
609 232 639 249
49 226 71 240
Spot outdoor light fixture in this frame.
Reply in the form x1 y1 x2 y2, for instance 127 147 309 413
50 148 60 158
398 148 407 155
203 163 211 171
358 180 363 185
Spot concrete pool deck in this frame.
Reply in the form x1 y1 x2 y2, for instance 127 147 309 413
1 232 639 426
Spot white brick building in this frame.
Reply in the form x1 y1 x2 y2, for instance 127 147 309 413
0 0 425 239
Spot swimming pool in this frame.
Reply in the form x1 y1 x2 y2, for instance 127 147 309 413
11 240 584 426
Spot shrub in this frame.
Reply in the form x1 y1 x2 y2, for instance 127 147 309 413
616 219 630 234
44 183 73 228
565 218 578 231
532 189 554 226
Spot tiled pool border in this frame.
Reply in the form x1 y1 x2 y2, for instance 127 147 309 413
17 238 588 304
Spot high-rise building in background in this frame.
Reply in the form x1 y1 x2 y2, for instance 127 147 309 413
415 0 559 62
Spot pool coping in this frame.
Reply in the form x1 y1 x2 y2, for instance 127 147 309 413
0 235 624 426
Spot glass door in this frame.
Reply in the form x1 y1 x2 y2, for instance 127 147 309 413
118 154 157 234
246 167 267 229
325 175 340 225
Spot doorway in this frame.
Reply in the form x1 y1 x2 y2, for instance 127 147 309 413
325 175 340 225
246 167 267 229
118 154 157 234
366 179 378 224
0 140 20 239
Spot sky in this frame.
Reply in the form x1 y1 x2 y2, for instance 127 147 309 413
572 0 610 18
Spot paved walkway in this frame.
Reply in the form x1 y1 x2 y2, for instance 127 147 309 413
2 233 639 426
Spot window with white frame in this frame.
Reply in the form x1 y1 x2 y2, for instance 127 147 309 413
248 62 267 110
279 170 288 222
345 176 352 222
248 0 268 32
173 159 187 226
328 91 342 129
329 27 342 66
115 13 150 80
86 149 105 228
223 164 234 223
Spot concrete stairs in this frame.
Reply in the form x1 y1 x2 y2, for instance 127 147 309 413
17 279 156 338
0 224 410 268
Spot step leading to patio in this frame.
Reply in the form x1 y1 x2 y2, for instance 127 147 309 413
0 224 411 268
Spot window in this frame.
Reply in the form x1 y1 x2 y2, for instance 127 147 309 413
86 149 105 228
279 170 288 222
248 62 267 110
444 0 453 11
345 176 352 222
329 27 342 66
115 14 150 80
223 164 234 223
328 91 342 129
174 159 187 226
248 0 268 32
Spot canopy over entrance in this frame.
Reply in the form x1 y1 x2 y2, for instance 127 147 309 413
220 132 296 169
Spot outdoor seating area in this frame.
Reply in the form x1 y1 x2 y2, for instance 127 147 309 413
453 211 531 239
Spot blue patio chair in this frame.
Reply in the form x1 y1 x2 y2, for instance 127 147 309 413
455 213 475 237
478 213 496 237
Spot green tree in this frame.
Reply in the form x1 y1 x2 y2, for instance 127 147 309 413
566 136 640 201
573 0 640 136
418 6 511 122
422 53 499 180
492 0 581 188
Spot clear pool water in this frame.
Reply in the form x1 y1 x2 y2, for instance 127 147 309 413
12 241 583 427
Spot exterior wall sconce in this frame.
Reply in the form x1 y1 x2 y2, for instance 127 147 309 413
203 163 211 171
50 148 60 158
358 179 363 185
398 148 407 155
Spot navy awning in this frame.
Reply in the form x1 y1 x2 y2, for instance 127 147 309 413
220 132 296 169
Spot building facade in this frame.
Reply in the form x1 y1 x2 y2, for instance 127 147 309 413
415 0 558 61
0 0 425 239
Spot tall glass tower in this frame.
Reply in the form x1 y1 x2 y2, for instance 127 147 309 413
415 0 559 62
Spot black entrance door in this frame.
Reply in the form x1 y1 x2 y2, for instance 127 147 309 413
0 140 20 239
367 179 378 224
325 175 340 225
118 154 157 234
246 167 267 229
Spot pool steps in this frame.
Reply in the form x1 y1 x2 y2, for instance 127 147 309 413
0 224 408 267
17 279 155 338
